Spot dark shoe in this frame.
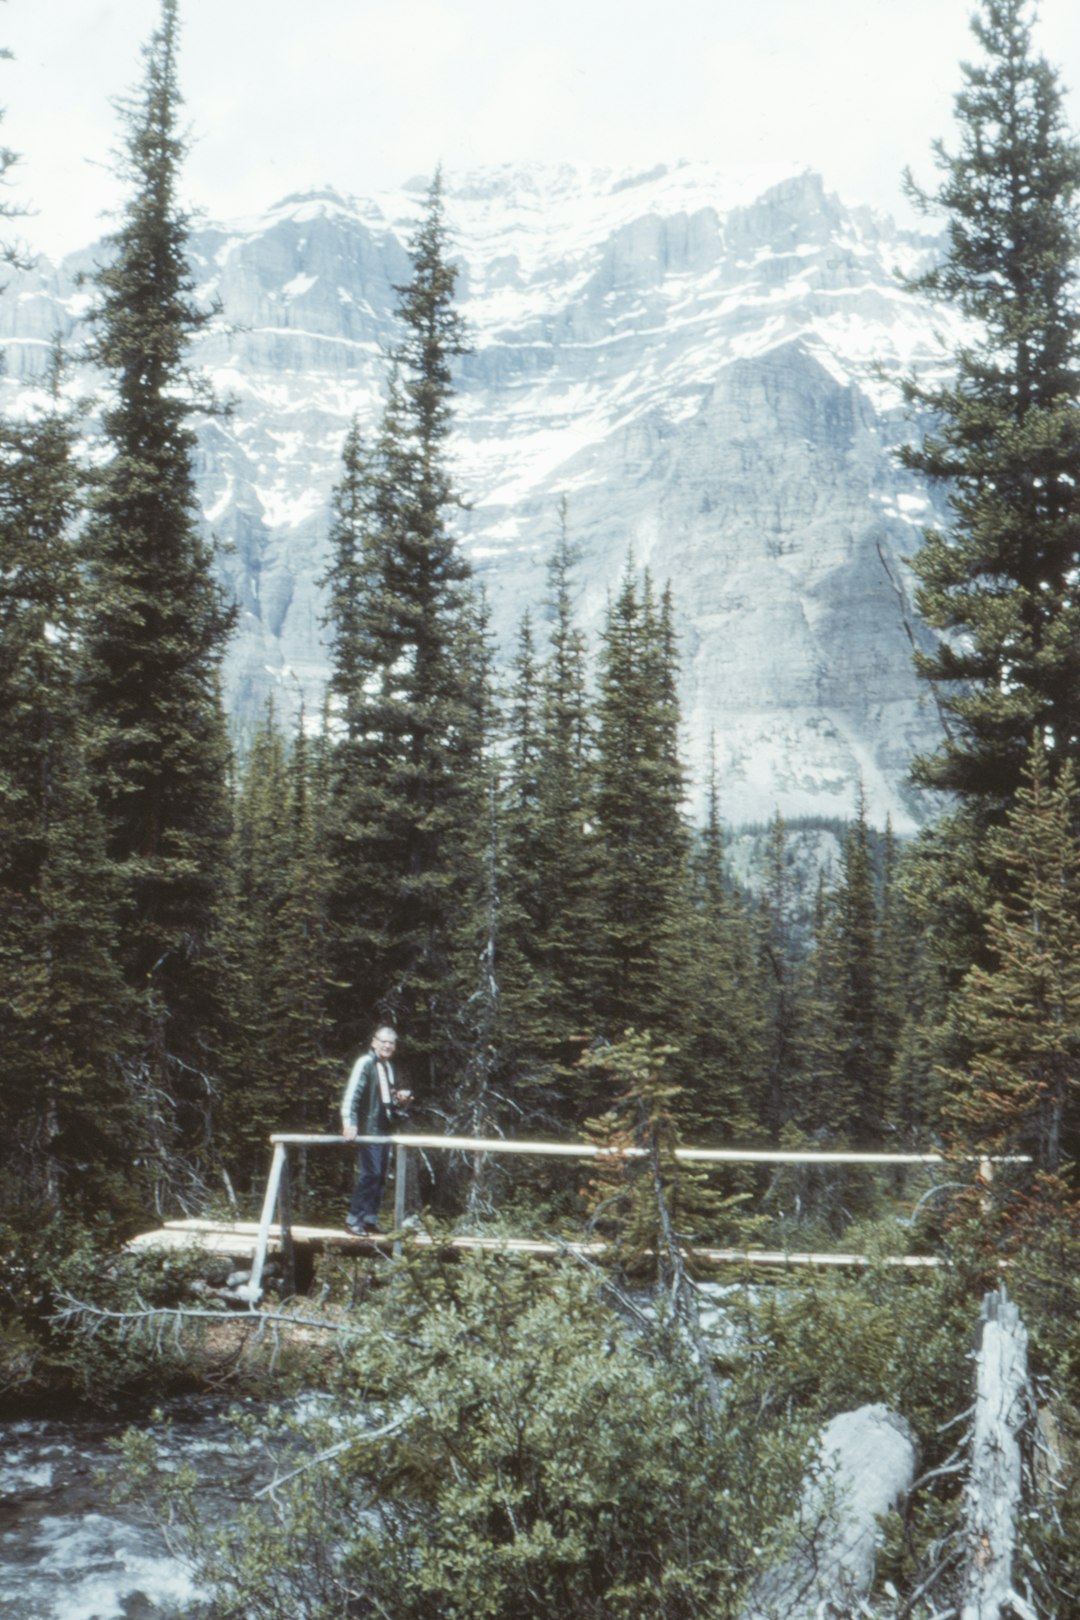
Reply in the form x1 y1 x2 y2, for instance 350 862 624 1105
345 1216 365 1235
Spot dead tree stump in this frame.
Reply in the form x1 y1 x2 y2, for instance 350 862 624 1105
961 1286 1035 1620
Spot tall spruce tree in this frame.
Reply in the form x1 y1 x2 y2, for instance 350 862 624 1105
830 791 888 1142
0 364 133 1217
531 511 596 1044
499 512 596 1086
887 817 976 1142
755 814 807 1141
323 173 486 1108
946 738 1080 1173
320 414 382 1042
322 416 378 746
271 717 338 1141
498 612 549 1051
79 0 234 1165
592 564 690 1042
875 819 930 1142
797 873 843 1139
219 708 338 1196
218 706 292 1184
682 749 765 1145
896 0 1080 1145
902 0 1080 815
876 818 908 1115
443 585 501 1137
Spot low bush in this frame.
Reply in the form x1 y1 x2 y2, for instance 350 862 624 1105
121 1250 815 1620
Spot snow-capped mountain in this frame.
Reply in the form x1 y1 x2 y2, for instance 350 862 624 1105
0 161 953 831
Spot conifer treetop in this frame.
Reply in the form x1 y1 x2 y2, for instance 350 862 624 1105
901 0 1080 811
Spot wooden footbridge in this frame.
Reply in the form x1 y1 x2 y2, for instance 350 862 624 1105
129 1132 1021 1302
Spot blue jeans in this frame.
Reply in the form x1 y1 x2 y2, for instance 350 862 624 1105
349 1141 389 1228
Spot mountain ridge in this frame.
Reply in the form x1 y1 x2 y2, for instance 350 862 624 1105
0 161 953 832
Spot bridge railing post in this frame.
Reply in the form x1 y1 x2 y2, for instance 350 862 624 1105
279 1148 297 1296
394 1140 408 1257
245 1140 287 1303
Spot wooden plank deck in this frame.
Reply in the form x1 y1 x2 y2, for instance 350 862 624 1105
125 1135 1024 1293
128 1217 943 1270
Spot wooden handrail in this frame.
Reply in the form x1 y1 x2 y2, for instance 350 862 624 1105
242 1133 1030 1301
268 1132 1027 1167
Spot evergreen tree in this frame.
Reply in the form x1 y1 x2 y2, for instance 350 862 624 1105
901 0 1080 815
529 509 596 1045
271 717 338 1138
79 0 234 1160
497 612 548 1050
793 810 904 1148
877 818 908 1111
506 612 541 844
498 512 598 1086
831 790 887 1141
877 820 934 1142
0 363 133 1217
218 706 292 1184
887 819 976 1143
442 585 502 1141
755 814 806 1141
681 745 764 1143
320 414 383 1045
591 564 690 1041
946 738 1080 1173
219 707 338 1196
581 1031 745 1290
896 0 1080 1161
322 172 486 1109
322 416 376 743
796 872 843 1139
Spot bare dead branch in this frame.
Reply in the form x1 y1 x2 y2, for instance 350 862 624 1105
51 1293 366 1340
254 1415 410 1501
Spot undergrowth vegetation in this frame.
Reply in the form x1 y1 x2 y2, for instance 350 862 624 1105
103 1222 1080 1620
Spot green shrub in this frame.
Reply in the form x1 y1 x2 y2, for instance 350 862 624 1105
123 1251 813 1620
0 1215 237 1405
731 1261 973 1459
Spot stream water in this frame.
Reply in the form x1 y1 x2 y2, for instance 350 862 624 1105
0 1286 749 1618
0 1398 259 1620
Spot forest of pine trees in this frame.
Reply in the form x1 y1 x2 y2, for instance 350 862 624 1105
1 0 1079 1262
7 3 1080 1616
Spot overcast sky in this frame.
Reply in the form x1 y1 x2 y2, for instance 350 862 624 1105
5 0 1080 259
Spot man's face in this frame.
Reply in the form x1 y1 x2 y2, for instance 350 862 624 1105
373 1030 397 1059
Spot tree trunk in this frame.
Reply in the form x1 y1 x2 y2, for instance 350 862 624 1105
961 1287 1035 1620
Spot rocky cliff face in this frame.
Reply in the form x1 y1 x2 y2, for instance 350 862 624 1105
0 162 954 831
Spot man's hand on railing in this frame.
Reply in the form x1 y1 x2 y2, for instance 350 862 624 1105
342 1124 358 1140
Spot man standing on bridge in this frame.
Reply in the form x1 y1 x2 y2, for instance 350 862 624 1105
340 1025 412 1234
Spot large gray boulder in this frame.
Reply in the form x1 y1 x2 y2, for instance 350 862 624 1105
744 1403 917 1619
